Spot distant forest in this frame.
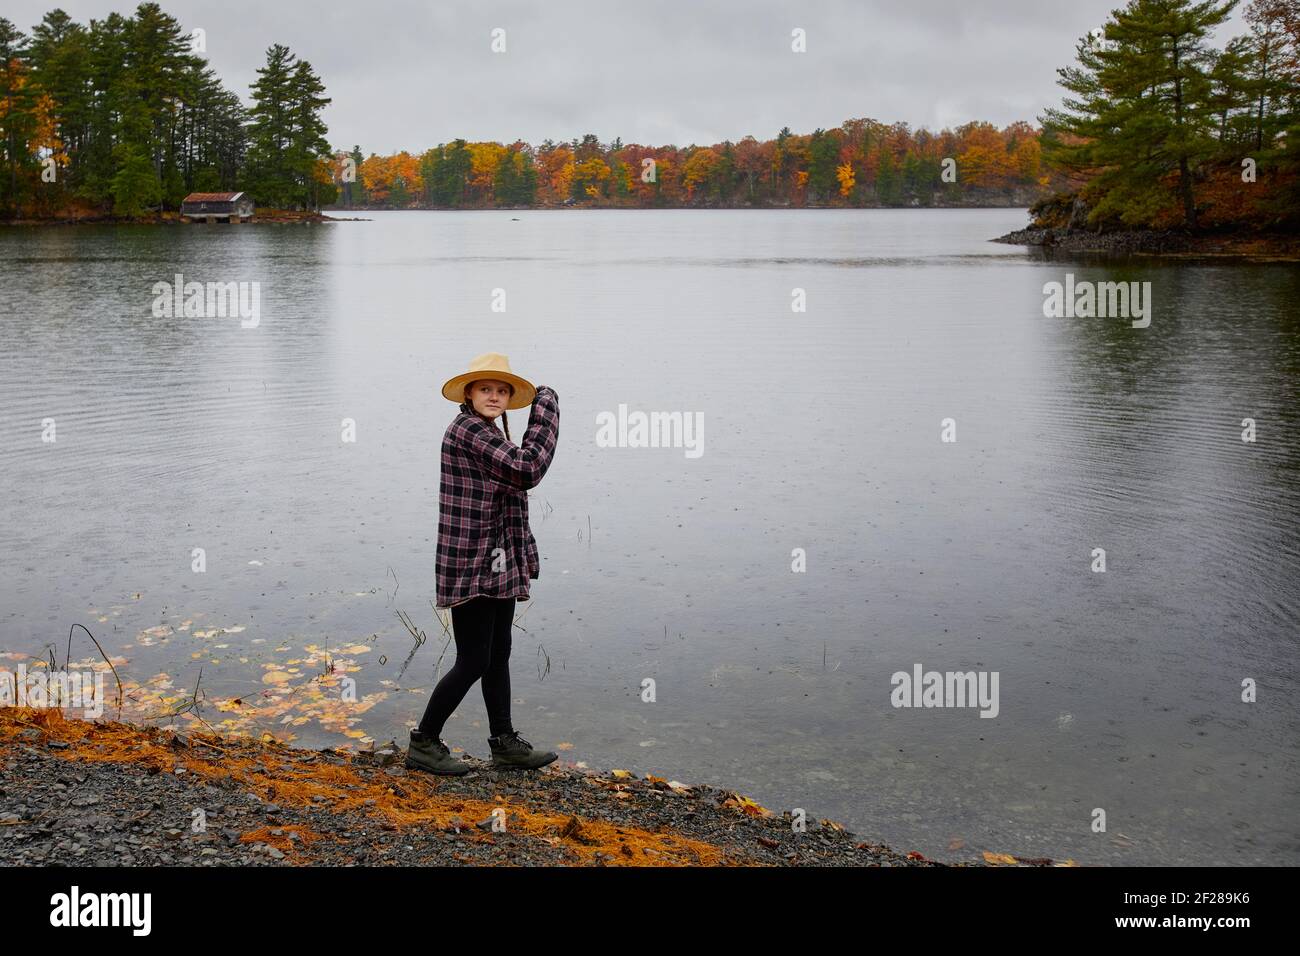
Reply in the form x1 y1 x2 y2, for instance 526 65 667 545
340 120 1052 212
1 0 1296 227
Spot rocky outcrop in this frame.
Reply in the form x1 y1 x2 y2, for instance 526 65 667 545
992 225 1300 258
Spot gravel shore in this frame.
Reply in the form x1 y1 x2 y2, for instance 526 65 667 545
0 707 1073 867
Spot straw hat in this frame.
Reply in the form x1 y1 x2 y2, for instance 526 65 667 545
440 352 537 410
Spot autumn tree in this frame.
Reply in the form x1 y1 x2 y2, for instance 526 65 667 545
0 19 37 214
467 141 507 202
570 156 610 200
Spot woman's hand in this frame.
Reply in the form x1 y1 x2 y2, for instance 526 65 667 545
527 385 557 431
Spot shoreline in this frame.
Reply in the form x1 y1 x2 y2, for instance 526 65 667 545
993 225 1300 261
2 203 1036 225
0 706 1072 867
0 209 365 227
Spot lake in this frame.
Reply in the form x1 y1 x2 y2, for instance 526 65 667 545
1 208 1297 865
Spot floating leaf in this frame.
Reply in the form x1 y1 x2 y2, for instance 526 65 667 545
983 851 1018 866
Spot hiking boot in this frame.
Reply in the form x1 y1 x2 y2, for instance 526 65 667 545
405 729 470 776
488 729 557 770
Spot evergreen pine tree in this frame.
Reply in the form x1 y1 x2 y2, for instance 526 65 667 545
1041 0 1238 228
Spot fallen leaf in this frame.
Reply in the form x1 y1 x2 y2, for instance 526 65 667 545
721 792 773 817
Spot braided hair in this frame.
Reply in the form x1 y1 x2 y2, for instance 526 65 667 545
460 383 513 443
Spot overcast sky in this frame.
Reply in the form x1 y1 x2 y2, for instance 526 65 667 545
6 0 1254 154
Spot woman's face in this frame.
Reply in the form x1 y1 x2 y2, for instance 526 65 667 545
466 379 512 420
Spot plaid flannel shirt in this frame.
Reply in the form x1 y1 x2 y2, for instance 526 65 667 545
435 385 560 609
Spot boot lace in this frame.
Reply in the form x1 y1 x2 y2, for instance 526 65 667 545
500 730 529 750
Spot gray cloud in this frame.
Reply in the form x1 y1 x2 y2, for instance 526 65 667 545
6 0 1253 153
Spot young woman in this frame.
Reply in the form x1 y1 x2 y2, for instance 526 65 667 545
407 352 561 775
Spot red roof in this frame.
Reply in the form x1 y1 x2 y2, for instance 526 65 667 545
182 192 244 202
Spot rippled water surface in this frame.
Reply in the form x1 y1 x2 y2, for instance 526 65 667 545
2 209 1297 865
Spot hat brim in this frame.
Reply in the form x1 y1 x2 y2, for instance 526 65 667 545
441 371 536 410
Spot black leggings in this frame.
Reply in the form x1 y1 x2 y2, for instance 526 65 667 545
418 595 516 739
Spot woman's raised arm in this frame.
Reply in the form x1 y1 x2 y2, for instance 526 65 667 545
451 385 560 490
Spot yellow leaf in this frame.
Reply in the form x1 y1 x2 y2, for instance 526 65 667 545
983 852 1018 865
339 644 370 655
611 769 632 779
262 671 292 685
